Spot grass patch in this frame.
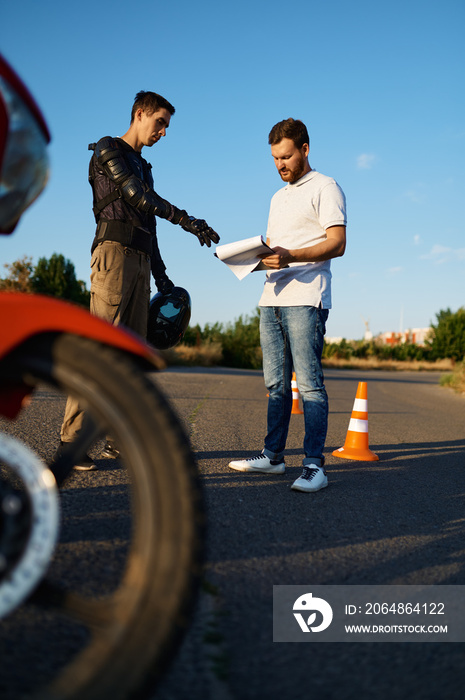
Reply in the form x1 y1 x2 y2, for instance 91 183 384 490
321 357 455 372
160 341 223 367
439 361 465 394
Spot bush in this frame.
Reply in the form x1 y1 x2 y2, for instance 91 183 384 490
427 307 465 361
322 339 433 363
182 309 262 369
170 308 461 370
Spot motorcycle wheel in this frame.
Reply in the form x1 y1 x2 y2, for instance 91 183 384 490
0 333 204 700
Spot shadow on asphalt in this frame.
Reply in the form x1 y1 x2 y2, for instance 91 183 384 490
195 438 465 463
196 440 465 588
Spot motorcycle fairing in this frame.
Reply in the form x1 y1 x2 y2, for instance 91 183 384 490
0 292 165 419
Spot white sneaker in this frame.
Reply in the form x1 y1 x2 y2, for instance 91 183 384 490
291 466 328 492
229 453 285 474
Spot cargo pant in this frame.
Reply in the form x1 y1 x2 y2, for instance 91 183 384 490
60 240 151 442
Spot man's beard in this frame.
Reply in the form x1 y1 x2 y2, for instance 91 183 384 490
279 155 307 183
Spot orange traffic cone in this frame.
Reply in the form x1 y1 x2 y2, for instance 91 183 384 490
332 381 379 461
291 372 304 414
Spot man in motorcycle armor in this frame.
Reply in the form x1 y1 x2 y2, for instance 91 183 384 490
58 90 219 468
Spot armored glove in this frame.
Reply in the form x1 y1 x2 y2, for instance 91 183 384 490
178 212 220 248
155 273 175 294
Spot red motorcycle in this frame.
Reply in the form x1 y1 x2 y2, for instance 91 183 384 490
0 55 203 699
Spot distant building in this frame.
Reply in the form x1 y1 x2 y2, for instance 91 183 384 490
377 328 432 347
325 328 433 346
325 336 344 344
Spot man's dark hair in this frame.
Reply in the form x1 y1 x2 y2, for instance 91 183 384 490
131 90 176 122
268 118 309 149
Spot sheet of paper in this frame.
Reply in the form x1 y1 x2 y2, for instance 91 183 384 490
215 235 274 280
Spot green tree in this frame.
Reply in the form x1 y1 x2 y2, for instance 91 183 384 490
0 255 34 292
428 307 465 361
30 253 90 307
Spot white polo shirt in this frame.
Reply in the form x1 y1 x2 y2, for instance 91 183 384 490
259 170 346 309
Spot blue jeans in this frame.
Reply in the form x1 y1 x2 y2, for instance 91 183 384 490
260 305 329 465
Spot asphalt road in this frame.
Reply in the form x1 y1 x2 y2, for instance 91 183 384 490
153 367 465 700
1 366 465 699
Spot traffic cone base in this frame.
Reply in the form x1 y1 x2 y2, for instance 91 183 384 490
332 381 379 461
333 445 379 462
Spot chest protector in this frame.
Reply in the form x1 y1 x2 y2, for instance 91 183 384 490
89 137 156 255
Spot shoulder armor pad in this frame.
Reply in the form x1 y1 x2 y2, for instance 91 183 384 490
94 137 127 172
94 136 119 155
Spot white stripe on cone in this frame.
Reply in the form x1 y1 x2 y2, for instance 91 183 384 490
353 398 368 412
348 418 369 433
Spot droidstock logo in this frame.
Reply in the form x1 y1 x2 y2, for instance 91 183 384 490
293 592 333 633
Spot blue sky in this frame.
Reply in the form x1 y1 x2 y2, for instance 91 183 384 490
1 0 464 340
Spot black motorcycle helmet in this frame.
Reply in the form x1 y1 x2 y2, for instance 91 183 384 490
147 286 191 349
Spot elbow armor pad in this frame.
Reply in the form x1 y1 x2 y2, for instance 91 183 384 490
120 178 171 218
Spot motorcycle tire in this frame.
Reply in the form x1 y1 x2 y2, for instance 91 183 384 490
0 332 204 700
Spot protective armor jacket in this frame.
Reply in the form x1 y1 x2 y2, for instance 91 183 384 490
89 137 184 279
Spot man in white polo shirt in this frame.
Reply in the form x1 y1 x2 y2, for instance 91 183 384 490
229 118 346 492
